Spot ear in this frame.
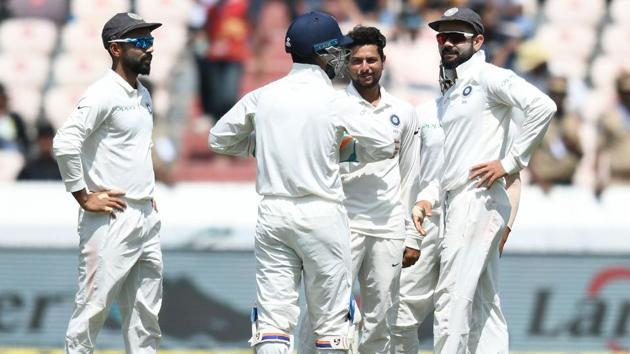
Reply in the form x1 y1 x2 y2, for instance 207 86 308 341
473 34 484 51
108 42 123 59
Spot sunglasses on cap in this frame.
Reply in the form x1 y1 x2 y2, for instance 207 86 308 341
109 36 154 49
436 31 474 45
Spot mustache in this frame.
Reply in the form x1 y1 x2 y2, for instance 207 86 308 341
441 48 459 56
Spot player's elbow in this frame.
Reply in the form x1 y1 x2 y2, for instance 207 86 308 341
208 132 224 153
52 133 77 159
542 95 557 120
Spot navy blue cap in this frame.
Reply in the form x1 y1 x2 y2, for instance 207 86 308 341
428 7 484 35
285 11 353 57
102 12 162 49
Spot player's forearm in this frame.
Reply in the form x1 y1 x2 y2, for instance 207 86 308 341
55 153 87 193
416 180 440 208
500 92 556 174
208 131 255 157
505 172 521 229
404 227 423 250
353 139 395 162
71 188 89 208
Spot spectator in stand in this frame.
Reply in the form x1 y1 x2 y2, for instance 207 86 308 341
0 83 29 155
203 0 250 121
529 77 582 191
596 73 630 188
0 82 30 180
474 0 532 70
17 124 62 181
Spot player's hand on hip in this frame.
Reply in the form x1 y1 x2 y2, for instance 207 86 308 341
499 226 511 257
412 200 432 235
469 160 507 188
81 190 127 217
402 247 420 268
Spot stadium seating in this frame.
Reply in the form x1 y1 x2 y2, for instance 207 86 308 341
51 52 110 87
5 86 42 125
543 0 605 28
0 18 57 55
0 54 49 90
136 0 194 25
70 0 129 23
43 85 84 128
7 0 67 24
60 20 108 55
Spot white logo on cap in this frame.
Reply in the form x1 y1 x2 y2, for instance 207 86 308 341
285 37 291 47
127 12 143 20
444 7 458 16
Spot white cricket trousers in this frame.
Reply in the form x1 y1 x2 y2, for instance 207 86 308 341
299 234 404 354
65 199 162 354
253 195 353 354
434 182 511 354
390 213 440 354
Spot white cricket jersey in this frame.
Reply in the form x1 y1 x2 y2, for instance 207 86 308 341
53 70 156 200
340 84 421 244
209 63 396 202
415 99 444 209
438 50 556 192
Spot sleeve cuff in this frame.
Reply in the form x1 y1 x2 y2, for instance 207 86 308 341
404 235 423 250
500 157 520 175
64 179 86 193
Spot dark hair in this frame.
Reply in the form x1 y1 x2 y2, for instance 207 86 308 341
291 52 318 65
37 123 55 138
347 26 386 60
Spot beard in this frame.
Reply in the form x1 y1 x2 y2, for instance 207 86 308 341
123 53 152 75
351 72 381 90
441 45 475 69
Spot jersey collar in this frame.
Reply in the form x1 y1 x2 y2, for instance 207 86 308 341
346 82 392 111
107 69 138 94
288 63 333 87
454 49 486 79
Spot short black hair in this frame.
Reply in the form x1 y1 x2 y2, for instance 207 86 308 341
347 26 386 60
37 124 55 138
291 52 318 65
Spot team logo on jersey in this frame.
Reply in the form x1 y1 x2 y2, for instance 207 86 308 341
390 114 401 126
146 103 153 114
463 85 472 96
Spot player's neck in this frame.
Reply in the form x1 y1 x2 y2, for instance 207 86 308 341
355 83 381 107
113 65 139 89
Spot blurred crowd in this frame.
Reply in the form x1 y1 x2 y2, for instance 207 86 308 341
1 0 630 196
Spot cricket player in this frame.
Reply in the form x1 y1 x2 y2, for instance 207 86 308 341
208 12 396 354
297 25 422 354
390 99 443 354
53 13 163 353
427 7 555 353
390 101 523 353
